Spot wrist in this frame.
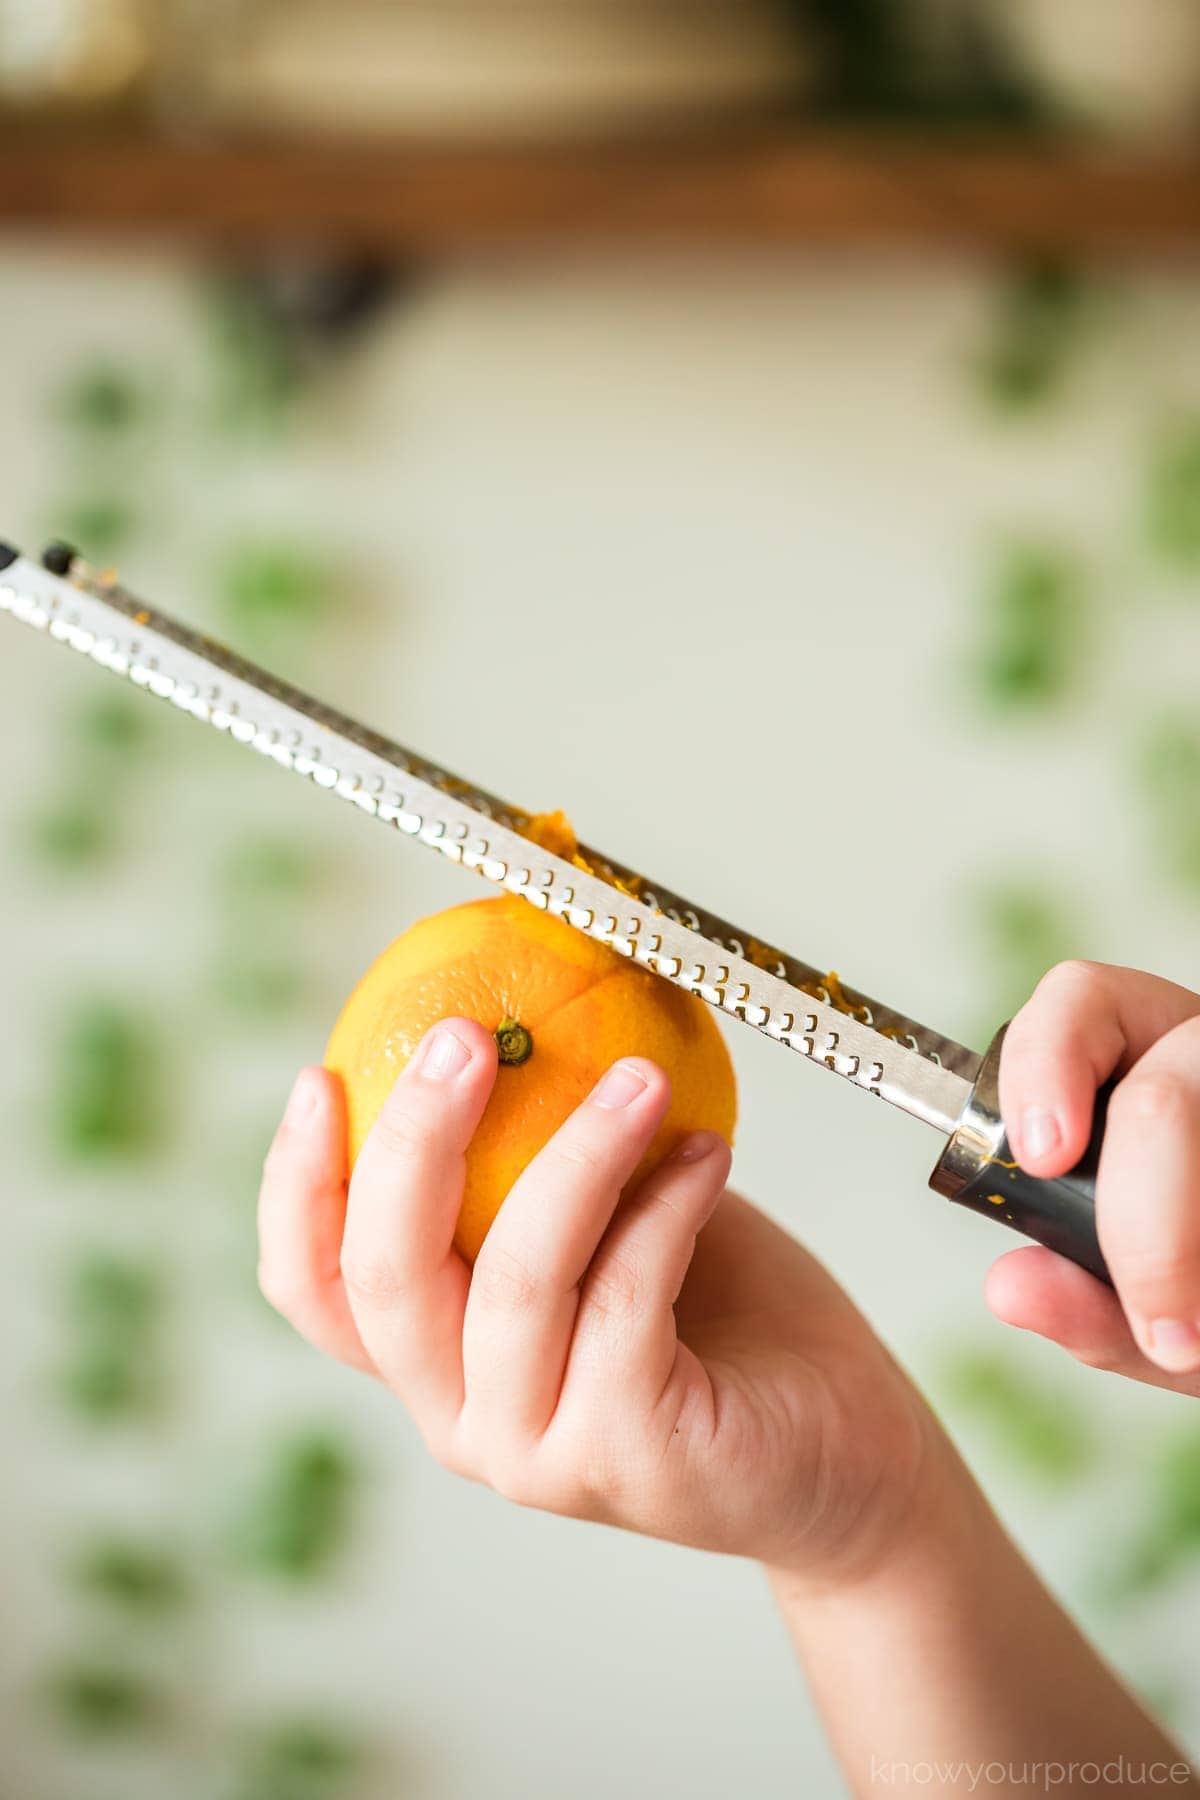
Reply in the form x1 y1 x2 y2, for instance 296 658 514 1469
763 1411 988 1610
763 1421 1193 1799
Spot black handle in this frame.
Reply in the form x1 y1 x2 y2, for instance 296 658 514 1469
929 1025 1112 1285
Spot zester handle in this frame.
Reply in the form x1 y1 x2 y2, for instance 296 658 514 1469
929 1025 1112 1285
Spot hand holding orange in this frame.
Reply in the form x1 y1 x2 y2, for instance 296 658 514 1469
324 891 737 1262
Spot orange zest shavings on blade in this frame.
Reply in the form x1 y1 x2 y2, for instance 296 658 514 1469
746 938 785 973
515 822 890 1038
516 809 644 899
796 968 875 1025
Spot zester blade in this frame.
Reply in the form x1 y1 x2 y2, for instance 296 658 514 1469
1 543 978 1137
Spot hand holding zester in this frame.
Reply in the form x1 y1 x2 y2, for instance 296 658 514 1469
989 961 1200 1389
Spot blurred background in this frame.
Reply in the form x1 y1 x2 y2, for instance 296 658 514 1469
1 4 1199 1797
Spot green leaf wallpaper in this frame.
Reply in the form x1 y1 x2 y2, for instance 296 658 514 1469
970 536 1083 711
2 268 394 1799
1 238 1197 1800
1147 417 1200 575
234 1432 361 1584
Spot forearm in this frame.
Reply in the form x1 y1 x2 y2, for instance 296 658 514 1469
768 1444 1197 1799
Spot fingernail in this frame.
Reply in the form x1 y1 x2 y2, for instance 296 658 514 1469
285 1068 320 1126
421 1026 472 1081
674 1130 720 1163
1145 1318 1200 1372
1021 1109 1061 1161
593 1061 648 1110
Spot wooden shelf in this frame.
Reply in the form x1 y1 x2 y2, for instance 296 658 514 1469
0 127 1198 255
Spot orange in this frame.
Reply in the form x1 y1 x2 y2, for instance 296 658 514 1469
324 892 737 1263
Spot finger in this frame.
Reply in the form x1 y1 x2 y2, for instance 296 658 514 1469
461 1058 670 1442
566 1130 732 1405
258 1067 375 1375
1095 1015 1200 1374
1000 962 1200 1178
675 1187 831 1327
986 1244 1137 1371
340 1018 497 1435
986 1244 1200 1397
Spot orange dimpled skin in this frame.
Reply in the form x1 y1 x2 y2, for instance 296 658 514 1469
324 893 737 1263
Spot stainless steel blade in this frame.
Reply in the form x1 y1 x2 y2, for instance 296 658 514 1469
1 545 978 1136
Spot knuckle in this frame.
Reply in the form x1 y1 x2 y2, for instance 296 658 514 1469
420 1424 471 1481
471 1420 615 1518
549 1135 608 1182
536 1467 595 1518
1109 1241 1193 1301
1039 958 1106 998
584 1251 646 1322
494 1455 596 1517
370 1103 439 1165
484 1450 542 1510
470 1245 542 1316
539 1423 622 1517
1112 1070 1191 1133
339 1246 409 1310
1010 961 1104 1036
